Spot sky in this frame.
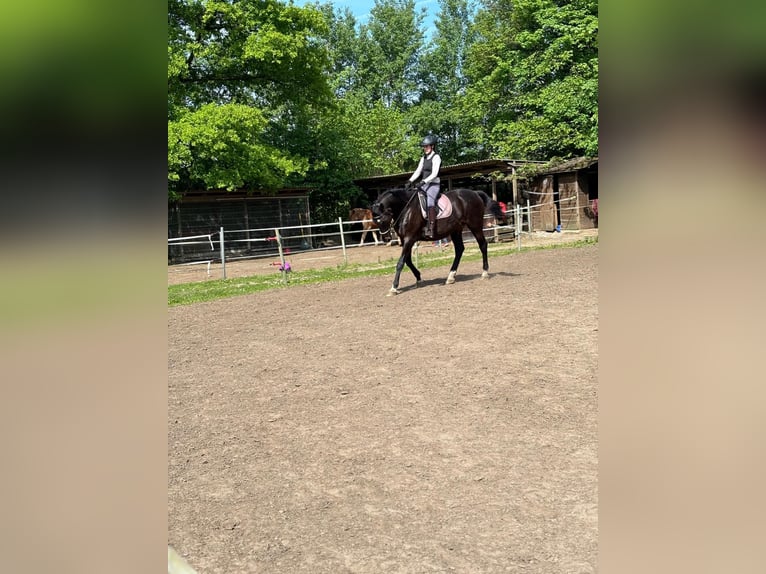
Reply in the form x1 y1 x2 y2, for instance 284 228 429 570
292 0 440 39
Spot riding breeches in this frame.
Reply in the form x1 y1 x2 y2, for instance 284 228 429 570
421 182 440 207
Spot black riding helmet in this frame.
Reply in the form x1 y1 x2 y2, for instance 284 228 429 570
420 135 437 148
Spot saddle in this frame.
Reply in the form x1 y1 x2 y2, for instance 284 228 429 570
417 192 453 220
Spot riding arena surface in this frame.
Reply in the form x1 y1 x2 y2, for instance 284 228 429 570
168 238 598 573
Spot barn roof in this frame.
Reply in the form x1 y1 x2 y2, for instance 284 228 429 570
353 158 547 187
526 156 598 176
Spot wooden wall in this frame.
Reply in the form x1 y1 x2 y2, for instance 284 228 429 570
530 176 556 231
529 169 598 231
558 173 579 230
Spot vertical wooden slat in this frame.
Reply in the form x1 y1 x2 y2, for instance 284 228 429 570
576 174 581 229
512 166 518 205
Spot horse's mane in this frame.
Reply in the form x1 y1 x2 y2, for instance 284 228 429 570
379 186 415 207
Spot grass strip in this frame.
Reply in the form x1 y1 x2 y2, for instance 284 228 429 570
169 236 597 307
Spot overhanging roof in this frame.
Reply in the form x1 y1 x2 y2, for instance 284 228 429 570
529 156 598 176
353 158 547 187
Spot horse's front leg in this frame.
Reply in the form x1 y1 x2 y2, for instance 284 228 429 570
403 244 422 284
387 251 408 296
446 233 465 284
387 241 419 296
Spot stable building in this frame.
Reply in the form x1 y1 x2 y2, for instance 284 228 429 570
526 157 598 232
353 158 547 207
168 187 311 264
353 156 598 233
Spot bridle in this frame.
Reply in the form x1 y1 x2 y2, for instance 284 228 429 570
370 199 387 231
372 189 417 235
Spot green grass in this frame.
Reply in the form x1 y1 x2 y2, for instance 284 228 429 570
168 236 597 307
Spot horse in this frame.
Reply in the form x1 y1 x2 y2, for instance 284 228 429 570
371 185 507 295
348 208 382 246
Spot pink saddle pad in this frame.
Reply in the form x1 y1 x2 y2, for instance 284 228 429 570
419 194 453 219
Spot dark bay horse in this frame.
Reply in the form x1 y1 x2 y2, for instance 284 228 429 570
371 186 507 295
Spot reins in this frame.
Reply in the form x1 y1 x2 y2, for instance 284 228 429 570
391 190 418 234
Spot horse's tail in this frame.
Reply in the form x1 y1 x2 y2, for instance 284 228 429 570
478 190 508 225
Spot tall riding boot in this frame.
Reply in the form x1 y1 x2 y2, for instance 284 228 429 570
427 206 437 239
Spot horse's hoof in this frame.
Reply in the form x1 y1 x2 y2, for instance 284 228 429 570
387 287 401 296
481 271 490 279
446 271 456 285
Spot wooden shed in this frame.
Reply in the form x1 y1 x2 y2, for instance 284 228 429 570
168 188 311 263
526 157 598 232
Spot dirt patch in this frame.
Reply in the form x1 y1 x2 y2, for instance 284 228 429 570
168 243 598 573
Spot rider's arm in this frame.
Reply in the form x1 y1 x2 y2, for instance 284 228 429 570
408 157 424 182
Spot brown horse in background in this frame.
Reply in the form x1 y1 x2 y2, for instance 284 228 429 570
349 208 382 246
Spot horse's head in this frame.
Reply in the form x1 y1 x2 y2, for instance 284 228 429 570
371 194 395 234
372 187 409 234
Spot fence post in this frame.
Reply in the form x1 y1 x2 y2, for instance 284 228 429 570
220 226 226 279
338 217 348 265
527 199 533 232
275 228 287 284
516 205 521 251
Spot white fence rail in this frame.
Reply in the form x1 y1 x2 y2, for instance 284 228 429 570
168 200 587 280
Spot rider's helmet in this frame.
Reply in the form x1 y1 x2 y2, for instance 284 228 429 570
420 134 437 148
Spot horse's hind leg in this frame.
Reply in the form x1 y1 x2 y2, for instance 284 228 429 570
446 233 465 284
470 225 491 279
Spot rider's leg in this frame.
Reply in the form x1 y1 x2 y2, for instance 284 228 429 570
424 182 440 239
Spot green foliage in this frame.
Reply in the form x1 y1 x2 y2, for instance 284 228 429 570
167 0 598 214
414 0 479 163
294 0 427 218
168 0 332 196
357 0 425 107
168 103 309 191
464 0 598 159
341 97 420 176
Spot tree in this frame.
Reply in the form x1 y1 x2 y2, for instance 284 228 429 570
357 0 425 108
464 0 598 159
414 0 478 163
168 0 333 196
290 2 419 220
166 0 598 218
308 1 424 181
312 3 363 98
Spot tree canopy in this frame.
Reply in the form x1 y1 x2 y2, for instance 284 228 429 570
168 0 598 217
168 0 331 197
464 0 598 159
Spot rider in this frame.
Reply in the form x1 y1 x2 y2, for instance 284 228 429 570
407 134 442 239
